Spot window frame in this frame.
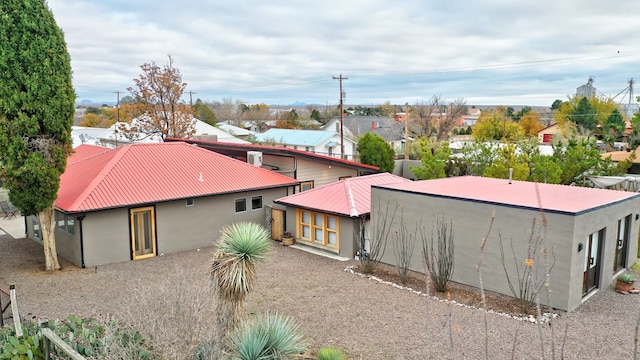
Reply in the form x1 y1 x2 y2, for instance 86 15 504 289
296 209 340 249
235 197 247 213
300 181 314 192
251 195 263 210
54 210 75 236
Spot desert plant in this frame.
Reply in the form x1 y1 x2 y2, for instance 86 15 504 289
618 273 635 284
230 312 307 360
421 216 455 292
393 209 416 285
499 218 556 314
317 346 347 360
210 222 272 354
359 199 399 274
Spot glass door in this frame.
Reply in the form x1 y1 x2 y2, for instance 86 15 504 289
130 206 156 260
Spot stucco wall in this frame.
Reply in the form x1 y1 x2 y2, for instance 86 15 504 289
296 159 358 189
81 208 131 266
48 187 294 267
371 187 640 311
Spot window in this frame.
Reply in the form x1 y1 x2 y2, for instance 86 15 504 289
300 181 314 192
297 209 339 248
32 218 41 241
186 198 195 207
339 176 352 181
66 217 75 236
56 211 65 231
251 195 263 210
235 198 247 213
55 210 75 236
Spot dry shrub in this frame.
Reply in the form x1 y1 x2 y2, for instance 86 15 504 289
119 259 216 359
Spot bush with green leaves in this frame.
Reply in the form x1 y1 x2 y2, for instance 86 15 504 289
316 346 347 360
0 314 155 360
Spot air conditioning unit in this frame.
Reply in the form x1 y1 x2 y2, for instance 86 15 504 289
247 151 263 167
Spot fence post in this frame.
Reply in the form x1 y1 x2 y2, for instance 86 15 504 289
9 284 22 338
0 291 3 327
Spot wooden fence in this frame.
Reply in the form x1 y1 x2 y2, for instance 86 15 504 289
0 284 85 360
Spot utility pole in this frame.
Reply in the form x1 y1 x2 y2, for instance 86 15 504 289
404 102 409 160
332 74 348 159
188 91 198 107
113 90 122 123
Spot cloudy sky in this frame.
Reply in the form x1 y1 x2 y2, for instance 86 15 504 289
48 1 640 107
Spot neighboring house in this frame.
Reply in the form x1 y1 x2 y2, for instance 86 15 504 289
323 116 411 155
273 173 410 257
537 123 564 144
26 142 299 267
84 118 249 148
216 121 256 140
371 176 640 312
165 138 379 194
254 128 357 160
602 147 640 174
71 126 110 148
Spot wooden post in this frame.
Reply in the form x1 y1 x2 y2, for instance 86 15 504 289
9 284 22 338
41 328 86 360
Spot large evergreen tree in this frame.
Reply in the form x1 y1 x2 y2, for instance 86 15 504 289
0 0 75 270
356 133 395 173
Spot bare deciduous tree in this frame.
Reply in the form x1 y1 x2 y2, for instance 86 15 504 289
122 55 196 140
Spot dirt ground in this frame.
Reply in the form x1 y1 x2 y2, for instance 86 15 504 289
3 235 640 359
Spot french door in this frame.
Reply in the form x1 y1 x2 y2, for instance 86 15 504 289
130 206 156 260
583 229 604 296
614 215 631 272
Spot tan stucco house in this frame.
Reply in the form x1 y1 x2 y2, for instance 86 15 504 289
27 142 299 267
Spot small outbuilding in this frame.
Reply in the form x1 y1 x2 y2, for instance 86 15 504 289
274 173 410 258
371 176 640 311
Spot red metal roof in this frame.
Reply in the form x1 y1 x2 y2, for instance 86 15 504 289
274 173 410 217
165 138 380 172
56 143 299 213
375 176 640 214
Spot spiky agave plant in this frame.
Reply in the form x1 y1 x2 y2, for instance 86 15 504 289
230 312 307 360
210 222 272 352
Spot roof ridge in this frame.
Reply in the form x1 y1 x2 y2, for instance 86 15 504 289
343 180 359 217
66 145 131 211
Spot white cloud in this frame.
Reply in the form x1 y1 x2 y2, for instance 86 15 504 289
48 0 640 106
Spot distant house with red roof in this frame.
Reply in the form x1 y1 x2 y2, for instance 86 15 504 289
26 142 299 267
273 173 410 258
371 176 640 312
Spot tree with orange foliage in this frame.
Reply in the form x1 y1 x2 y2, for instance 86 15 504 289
122 56 195 140
518 111 544 137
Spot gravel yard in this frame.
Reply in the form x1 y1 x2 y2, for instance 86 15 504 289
2 231 640 359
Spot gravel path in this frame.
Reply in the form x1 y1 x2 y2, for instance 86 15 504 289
1 233 639 359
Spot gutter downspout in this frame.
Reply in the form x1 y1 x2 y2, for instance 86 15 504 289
77 215 86 268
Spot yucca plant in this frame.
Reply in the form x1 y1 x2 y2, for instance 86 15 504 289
210 222 272 353
316 346 347 360
230 312 308 360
